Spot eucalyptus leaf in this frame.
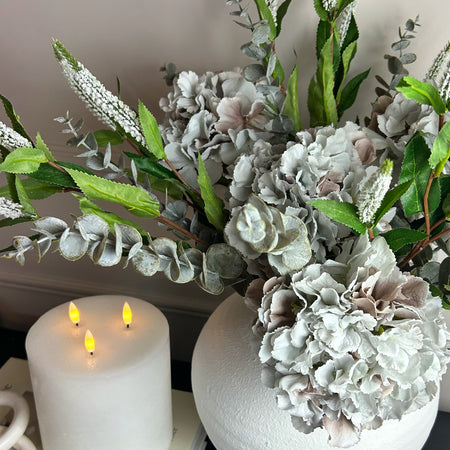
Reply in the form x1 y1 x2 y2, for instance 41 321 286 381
58 228 89 261
252 24 271 45
254 0 276 40
131 248 160 276
74 195 148 237
243 64 266 82
206 244 245 279
241 42 267 60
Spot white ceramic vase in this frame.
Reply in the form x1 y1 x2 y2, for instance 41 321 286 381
192 294 440 450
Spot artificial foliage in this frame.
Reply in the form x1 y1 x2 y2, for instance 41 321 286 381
1 1 449 447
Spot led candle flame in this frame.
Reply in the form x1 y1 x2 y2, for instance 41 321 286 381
69 302 80 326
123 302 132 328
85 330 95 355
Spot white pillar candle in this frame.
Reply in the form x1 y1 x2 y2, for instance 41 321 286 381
25 295 172 450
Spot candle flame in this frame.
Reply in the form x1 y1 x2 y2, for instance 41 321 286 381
123 302 132 328
85 330 95 355
69 302 80 325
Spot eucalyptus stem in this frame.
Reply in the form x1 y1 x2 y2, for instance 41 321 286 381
156 215 208 247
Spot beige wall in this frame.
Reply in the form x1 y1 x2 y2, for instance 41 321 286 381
0 0 448 360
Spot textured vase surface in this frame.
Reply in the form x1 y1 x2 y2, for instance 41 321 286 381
192 294 439 450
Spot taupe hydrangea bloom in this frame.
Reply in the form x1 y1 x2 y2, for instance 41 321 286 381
253 235 449 447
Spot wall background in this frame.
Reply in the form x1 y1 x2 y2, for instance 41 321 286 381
0 0 448 361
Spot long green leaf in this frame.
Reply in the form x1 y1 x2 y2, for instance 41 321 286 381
396 77 446 115
338 69 370 117
74 195 148 237
308 199 367 234
320 35 339 125
138 100 166 160
399 133 441 216
430 120 450 174
0 148 47 174
254 0 277 41
275 0 293 37
93 130 125 147
382 228 428 252
313 0 329 21
197 154 226 232
66 168 160 218
284 64 303 132
35 133 55 162
0 94 33 143
0 179 61 200
15 177 37 216
336 41 357 104
27 161 94 188
372 180 413 226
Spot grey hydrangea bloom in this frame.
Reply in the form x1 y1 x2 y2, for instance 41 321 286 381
254 235 449 447
376 92 449 155
159 69 284 188
230 122 385 261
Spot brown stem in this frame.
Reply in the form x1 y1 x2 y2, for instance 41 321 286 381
427 227 450 245
368 229 374 240
156 215 208 247
164 159 201 196
48 161 69 175
430 217 447 232
126 139 145 156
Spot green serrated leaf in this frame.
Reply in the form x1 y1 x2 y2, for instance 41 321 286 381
0 94 34 143
275 0 292 38
337 0 355 16
93 130 125 147
372 179 413 226
336 41 357 103
197 154 226 232
66 168 160 218
382 228 428 252
284 64 303 132
0 147 47 174
338 69 370 117
35 133 55 162
138 100 166 160
443 193 450 219
316 20 330 60
396 76 446 115
254 0 277 41
313 0 329 21
15 177 37 216
0 179 61 200
74 195 148 238
308 199 367 234
430 120 450 174
399 133 441 216
27 161 94 188
125 152 201 204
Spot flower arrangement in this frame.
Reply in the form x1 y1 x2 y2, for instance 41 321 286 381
0 0 449 447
